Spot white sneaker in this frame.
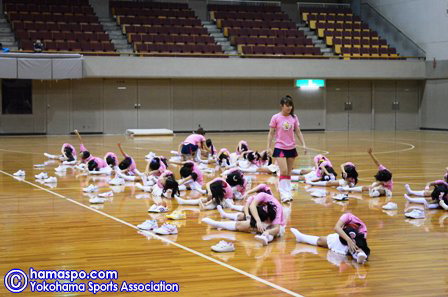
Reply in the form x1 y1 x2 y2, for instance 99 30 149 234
310 189 327 198
13 170 25 177
280 192 293 203
154 223 178 235
55 165 67 172
211 240 235 252
148 205 168 213
35 172 48 179
145 152 156 160
83 184 98 193
137 219 158 231
89 197 107 204
254 234 269 246
333 194 349 201
43 176 57 183
405 209 425 219
34 163 46 168
109 177 125 185
98 191 114 198
382 202 398 210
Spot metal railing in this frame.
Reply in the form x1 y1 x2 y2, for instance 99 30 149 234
361 2 426 58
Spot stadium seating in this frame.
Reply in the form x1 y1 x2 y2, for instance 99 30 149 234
3 0 116 54
209 3 323 58
110 1 225 56
300 6 399 59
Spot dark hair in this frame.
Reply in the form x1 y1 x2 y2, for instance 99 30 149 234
374 169 392 182
206 139 215 155
322 166 337 181
160 157 168 168
218 152 230 166
210 180 225 205
339 226 371 258
64 147 75 162
118 157 132 170
431 184 448 202
163 176 180 198
280 95 295 117
246 151 259 163
236 141 249 152
249 202 277 229
261 151 272 166
226 170 244 187
180 162 194 178
87 160 98 171
195 125 205 135
150 157 161 171
80 151 90 160
106 155 116 167
344 165 359 185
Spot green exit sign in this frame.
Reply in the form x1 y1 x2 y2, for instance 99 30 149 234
295 79 325 89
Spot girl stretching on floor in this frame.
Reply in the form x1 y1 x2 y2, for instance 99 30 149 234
202 191 285 246
338 148 393 197
404 182 448 210
404 169 448 198
177 127 208 161
44 143 77 164
307 162 358 188
290 213 370 264
178 161 206 194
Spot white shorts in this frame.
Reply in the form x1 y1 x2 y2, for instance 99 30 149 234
326 233 349 255
338 179 347 186
152 184 163 197
370 184 393 197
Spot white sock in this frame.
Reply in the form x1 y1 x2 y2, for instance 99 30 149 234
308 181 327 186
217 205 240 220
290 228 319 245
404 184 425 196
428 203 439 209
229 204 244 212
175 196 200 205
202 218 237 230
191 182 206 194
266 234 274 242
291 169 303 175
349 186 363 192
369 190 380 197
179 184 187 191
239 167 257 173
291 175 300 182
404 194 428 206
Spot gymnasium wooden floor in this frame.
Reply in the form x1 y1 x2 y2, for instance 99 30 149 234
0 131 447 297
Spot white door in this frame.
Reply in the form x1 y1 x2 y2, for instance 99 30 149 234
137 80 172 129
47 80 71 135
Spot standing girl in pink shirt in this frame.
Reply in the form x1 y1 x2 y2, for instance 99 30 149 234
267 95 307 202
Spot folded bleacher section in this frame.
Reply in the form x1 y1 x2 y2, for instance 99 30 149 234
301 6 399 59
3 0 116 54
111 1 224 57
209 3 322 57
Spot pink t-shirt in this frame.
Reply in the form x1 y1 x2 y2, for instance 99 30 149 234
210 177 233 199
378 164 393 190
184 134 206 146
250 192 285 226
185 161 203 185
219 148 230 156
344 162 356 168
316 160 332 178
150 157 166 177
104 152 118 166
340 213 367 237
434 180 448 187
269 113 300 150
79 144 94 163
62 143 76 156
90 157 107 169
124 153 137 174
157 170 174 188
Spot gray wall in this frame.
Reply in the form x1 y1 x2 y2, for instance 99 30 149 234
1 78 424 134
362 0 448 60
83 56 426 79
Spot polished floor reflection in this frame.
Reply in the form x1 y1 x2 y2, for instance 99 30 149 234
0 131 447 297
